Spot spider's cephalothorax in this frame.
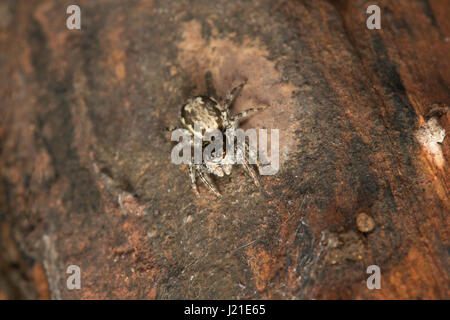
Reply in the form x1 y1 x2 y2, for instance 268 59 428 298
177 81 269 198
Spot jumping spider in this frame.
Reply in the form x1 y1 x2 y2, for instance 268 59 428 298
171 81 269 198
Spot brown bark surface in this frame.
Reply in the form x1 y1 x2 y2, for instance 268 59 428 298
0 0 448 299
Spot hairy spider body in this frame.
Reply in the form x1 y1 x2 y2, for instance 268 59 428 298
177 81 268 198
181 96 224 137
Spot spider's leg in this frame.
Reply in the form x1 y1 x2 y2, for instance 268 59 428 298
243 155 260 187
223 80 247 109
236 142 260 187
205 71 219 100
189 164 200 198
230 105 269 123
245 139 263 174
197 170 222 198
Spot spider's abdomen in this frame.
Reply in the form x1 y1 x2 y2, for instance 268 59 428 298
181 96 224 134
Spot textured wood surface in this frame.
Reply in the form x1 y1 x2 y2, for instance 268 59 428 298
0 0 448 299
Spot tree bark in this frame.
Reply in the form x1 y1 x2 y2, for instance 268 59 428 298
0 0 448 299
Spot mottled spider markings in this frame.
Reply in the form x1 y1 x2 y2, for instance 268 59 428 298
172 81 269 198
